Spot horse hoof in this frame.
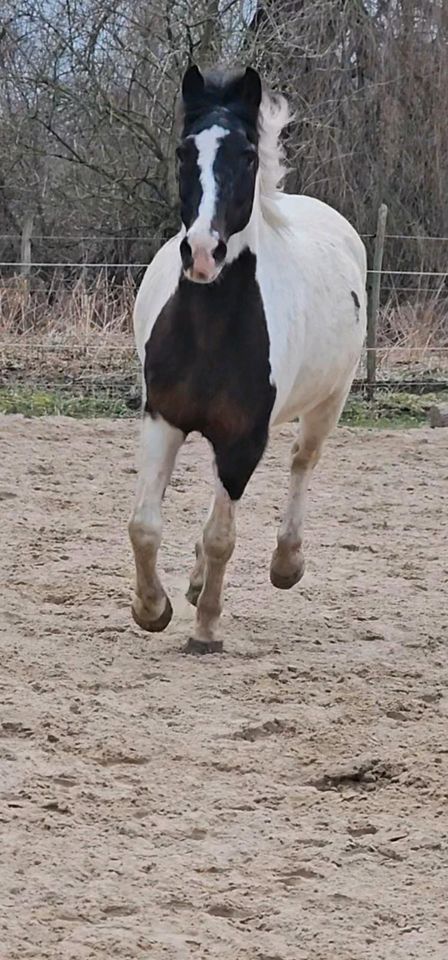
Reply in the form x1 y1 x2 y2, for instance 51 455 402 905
184 636 223 655
185 583 202 607
270 558 305 590
131 597 173 633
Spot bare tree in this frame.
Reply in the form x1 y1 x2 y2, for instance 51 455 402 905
0 0 446 289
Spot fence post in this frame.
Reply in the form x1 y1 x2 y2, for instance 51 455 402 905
19 214 34 332
20 214 34 277
367 203 388 400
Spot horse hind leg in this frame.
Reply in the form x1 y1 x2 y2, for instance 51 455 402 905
129 414 184 631
270 386 350 590
186 538 205 607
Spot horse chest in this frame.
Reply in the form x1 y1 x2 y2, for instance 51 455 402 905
144 251 276 445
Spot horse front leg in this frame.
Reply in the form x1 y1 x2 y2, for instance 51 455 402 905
186 480 236 654
186 474 222 607
129 415 184 631
186 432 268 654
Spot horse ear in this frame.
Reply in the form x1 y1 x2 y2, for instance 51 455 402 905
233 67 262 109
182 65 205 104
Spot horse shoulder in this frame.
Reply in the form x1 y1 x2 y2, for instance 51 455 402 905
133 234 182 362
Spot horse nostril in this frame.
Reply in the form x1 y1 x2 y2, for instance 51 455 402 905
213 240 227 265
180 238 193 270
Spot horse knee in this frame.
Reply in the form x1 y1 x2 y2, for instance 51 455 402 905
128 508 162 553
203 521 235 563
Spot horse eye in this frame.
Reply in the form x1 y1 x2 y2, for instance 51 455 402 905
177 144 194 164
244 150 257 167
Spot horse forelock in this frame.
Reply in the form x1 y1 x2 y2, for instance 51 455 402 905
178 67 259 142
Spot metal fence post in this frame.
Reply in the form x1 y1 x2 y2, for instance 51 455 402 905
367 203 388 400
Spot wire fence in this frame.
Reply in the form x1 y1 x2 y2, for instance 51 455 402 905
1 336 447 407
1 215 447 402
1 336 447 390
1 233 448 242
1 261 447 277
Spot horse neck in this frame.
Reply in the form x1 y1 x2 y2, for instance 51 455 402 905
226 180 264 264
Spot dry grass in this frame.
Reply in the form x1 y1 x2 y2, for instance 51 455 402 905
0 272 135 338
1 274 447 428
379 289 448 349
374 292 448 382
1 274 447 393
1 274 447 341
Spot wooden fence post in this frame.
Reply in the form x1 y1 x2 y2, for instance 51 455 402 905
20 214 34 277
367 203 388 400
19 214 34 331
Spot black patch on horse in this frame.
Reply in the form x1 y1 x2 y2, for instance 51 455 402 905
351 290 360 319
144 249 276 501
177 138 202 233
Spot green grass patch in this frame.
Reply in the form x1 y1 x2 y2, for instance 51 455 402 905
0 386 132 419
0 384 445 427
341 391 444 428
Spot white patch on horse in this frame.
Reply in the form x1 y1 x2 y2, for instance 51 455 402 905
187 125 229 252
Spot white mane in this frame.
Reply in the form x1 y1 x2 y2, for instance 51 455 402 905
257 90 293 228
258 90 291 197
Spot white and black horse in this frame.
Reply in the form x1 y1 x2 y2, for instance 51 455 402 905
129 66 367 653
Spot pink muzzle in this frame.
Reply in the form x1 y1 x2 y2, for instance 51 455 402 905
189 246 217 283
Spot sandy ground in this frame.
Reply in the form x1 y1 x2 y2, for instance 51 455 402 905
1 415 448 960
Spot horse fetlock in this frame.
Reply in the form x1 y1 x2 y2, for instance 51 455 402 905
186 580 202 607
197 597 222 626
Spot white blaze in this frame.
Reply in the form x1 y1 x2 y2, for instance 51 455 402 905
188 125 229 252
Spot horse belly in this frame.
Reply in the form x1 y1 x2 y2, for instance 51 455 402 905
262 261 366 425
